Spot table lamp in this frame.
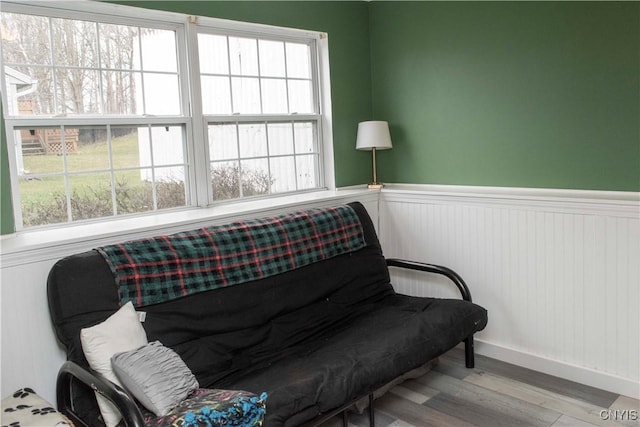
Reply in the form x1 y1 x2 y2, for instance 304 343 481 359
356 121 393 189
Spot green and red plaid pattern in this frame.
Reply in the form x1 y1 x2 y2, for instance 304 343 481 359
97 205 365 307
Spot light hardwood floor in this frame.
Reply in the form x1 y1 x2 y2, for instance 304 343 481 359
319 348 640 427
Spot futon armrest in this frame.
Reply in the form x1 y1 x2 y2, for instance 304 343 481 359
386 258 479 368
56 361 145 427
385 258 473 302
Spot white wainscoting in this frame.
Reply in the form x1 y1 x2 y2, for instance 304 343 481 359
2 184 638 405
0 189 378 404
379 184 640 399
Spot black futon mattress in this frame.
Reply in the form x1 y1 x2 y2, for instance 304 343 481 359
48 202 488 426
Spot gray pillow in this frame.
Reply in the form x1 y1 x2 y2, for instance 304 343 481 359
111 341 199 416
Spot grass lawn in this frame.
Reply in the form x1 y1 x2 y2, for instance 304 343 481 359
19 133 144 204
17 132 187 226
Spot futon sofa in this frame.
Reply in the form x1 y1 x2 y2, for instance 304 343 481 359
47 202 488 426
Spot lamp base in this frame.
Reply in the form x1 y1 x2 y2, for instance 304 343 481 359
367 183 384 189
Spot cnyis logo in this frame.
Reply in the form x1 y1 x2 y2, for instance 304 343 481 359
599 409 639 421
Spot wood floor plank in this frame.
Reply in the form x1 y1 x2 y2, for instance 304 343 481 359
400 375 442 398
318 407 397 427
424 392 557 427
462 369 622 426
416 370 562 426
442 348 620 409
609 395 640 411
607 395 640 427
389 384 435 404
375 392 475 427
316 348 626 427
432 356 474 380
552 414 598 427
387 421 416 427
346 407 397 427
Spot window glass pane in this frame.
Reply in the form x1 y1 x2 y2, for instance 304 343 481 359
238 124 267 158
231 77 260 114
102 71 142 114
240 159 270 196
55 68 101 114
99 23 141 71
112 127 143 169
69 172 113 221
51 18 98 68
261 79 287 114
198 34 229 75
269 157 296 193
141 29 177 72
288 80 313 113
143 73 180 115
296 154 317 190
201 76 231 114
151 126 184 166
1 13 52 65
259 40 285 78
208 124 238 161
156 168 186 209
14 128 63 174
114 169 152 214
294 122 314 153
229 37 258 76
267 123 294 155
66 127 109 172
211 161 240 200
286 42 311 79
19 175 67 227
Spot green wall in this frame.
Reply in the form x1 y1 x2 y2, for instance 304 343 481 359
370 1 640 191
2 1 639 234
1 103 15 235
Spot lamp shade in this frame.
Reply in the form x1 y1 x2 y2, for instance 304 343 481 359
355 121 393 151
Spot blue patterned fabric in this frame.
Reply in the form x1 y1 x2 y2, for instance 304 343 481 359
143 389 267 427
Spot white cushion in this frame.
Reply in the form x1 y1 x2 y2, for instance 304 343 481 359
1 388 72 427
80 302 147 427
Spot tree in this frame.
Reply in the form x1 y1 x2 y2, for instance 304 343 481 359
2 12 143 115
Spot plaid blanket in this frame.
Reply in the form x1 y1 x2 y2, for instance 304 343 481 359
97 205 365 307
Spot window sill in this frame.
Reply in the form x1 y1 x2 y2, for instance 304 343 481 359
0 187 377 267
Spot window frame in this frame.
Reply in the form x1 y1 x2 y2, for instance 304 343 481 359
188 17 332 206
1 0 334 231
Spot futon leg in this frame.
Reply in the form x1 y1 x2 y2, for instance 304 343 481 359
464 336 475 368
368 394 375 426
342 410 348 427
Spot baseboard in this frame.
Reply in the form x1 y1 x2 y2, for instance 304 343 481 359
473 340 640 400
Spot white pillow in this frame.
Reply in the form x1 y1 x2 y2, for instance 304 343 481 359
80 302 148 427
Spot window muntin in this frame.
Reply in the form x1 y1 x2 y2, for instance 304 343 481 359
1 1 330 230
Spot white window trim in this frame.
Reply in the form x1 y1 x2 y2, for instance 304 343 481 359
1 0 335 231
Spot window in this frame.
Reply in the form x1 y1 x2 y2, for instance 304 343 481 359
1 1 332 230
197 31 322 200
